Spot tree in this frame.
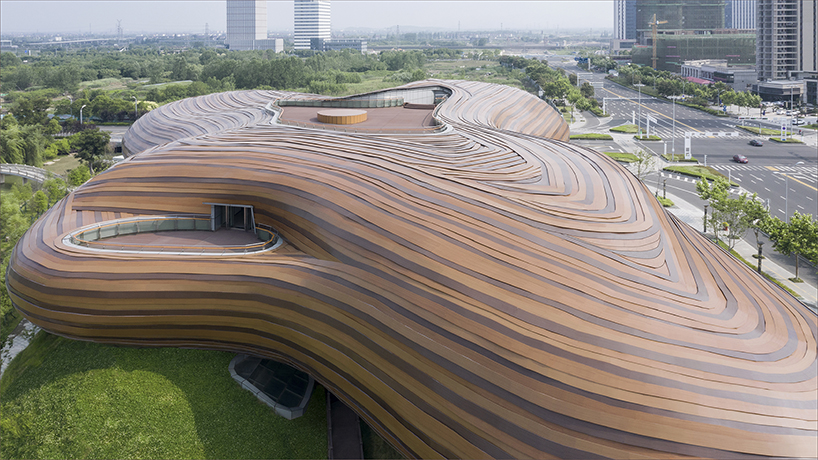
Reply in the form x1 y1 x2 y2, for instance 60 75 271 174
12 95 50 126
72 128 110 174
580 82 594 99
762 212 818 281
696 177 768 249
41 178 68 205
31 190 49 215
632 149 655 181
67 167 91 187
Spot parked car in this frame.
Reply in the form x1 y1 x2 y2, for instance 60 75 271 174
749 139 763 147
733 154 749 163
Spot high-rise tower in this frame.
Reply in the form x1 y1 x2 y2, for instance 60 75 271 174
294 0 331 50
226 0 266 50
756 0 817 80
226 0 283 51
614 0 637 40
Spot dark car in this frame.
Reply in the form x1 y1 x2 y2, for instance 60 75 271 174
733 154 749 163
749 139 763 147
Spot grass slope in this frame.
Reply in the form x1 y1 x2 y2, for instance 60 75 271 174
0 333 328 460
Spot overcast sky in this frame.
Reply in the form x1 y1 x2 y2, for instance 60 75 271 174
0 1 613 35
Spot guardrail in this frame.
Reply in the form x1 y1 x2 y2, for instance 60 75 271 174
66 215 281 255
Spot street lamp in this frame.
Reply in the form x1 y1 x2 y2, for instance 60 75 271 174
671 94 676 156
132 96 138 121
67 95 73 119
785 161 805 223
80 104 87 125
635 83 645 137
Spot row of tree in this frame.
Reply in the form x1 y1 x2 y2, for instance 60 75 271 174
611 64 762 112
697 177 817 280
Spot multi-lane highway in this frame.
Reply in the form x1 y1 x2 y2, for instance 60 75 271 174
546 55 817 220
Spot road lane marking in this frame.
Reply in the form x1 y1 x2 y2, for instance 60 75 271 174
601 87 703 133
783 173 818 192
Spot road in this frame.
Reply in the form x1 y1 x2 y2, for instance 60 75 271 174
547 56 818 221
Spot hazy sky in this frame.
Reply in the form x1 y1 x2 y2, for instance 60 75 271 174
0 1 614 35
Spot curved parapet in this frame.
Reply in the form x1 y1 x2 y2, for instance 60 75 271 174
7 81 816 459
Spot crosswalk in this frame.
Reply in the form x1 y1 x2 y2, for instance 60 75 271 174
710 164 818 184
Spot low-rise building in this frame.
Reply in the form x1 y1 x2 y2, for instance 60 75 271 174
309 38 366 53
680 59 757 91
751 80 806 106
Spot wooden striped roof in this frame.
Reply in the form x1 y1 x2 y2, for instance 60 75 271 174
8 80 816 459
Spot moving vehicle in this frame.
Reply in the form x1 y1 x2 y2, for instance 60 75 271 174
749 139 763 147
733 154 749 163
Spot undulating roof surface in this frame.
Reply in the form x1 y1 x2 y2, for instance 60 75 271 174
7 80 816 459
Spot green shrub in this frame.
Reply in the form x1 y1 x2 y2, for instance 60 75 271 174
656 196 674 207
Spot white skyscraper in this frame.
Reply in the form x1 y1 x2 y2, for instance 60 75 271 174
226 0 282 51
294 0 331 50
757 0 817 80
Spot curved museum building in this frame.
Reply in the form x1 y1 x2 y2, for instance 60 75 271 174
6 80 816 459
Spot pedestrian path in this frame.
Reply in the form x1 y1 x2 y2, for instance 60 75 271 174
663 185 817 312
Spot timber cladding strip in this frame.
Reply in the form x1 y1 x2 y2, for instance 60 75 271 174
8 80 816 459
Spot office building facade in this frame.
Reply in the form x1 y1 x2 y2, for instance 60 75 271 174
725 0 756 29
757 0 818 80
294 0 331 50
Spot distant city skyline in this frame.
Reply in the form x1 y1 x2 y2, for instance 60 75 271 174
0 1 614 35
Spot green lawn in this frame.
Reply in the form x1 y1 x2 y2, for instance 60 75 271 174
768 137 804 144
634 134 662 141
736 125 779 136
662 153 698 163
663 165 734 185
0 333 328 460
569 133 613 140
41 153 82 177
603 151 638 163
609 124 638 134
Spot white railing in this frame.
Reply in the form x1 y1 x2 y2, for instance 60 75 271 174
65 215 281 255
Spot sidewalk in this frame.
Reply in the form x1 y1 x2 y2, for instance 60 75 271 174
568 111 817 311
658 174 817 312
